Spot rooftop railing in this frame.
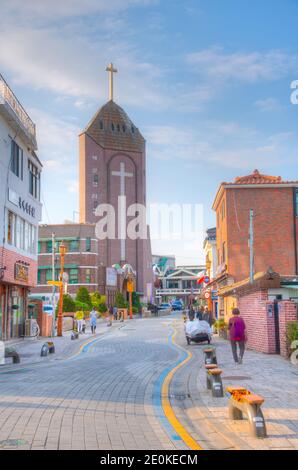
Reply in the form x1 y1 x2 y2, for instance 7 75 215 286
0 73 36 141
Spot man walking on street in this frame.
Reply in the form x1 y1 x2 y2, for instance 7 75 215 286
202 306 213 326
228 308 246 364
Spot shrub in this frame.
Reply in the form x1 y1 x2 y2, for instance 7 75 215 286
287 321 298 350
75 287 92 309
98 303 107 314
91 291 106 309
55 294 76 316
115 291 128 308
132 306 139 314
132 292 141 310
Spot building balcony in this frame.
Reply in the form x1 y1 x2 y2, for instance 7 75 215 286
0 74 37 150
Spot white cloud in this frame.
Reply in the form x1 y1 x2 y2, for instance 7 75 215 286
254 97 280 111
187 47 297 83
67 180 79 193
1 0 154 20
29 108 79 174
0 25 169 109
146 122 297 170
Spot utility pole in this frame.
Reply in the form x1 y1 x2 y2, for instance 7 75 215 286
51 233 56 336
249 209 254 284
57 242 66 336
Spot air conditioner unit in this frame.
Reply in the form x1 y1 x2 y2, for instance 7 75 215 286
25 319 38 337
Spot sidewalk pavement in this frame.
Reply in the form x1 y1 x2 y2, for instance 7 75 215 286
196 335 298 450
1 318 122 368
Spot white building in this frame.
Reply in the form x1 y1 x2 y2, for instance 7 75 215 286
0 73 42 339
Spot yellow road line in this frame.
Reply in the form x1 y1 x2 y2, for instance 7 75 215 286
161 325 203 451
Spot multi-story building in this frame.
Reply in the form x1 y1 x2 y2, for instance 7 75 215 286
32 223 123 306
203 228 217 280
0 73 42 340
212 169 298 355
155 265 205 304
203 227 218 316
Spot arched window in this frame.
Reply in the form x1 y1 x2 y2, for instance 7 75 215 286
111 123 115 131
100 121 103 130
117 124 120 132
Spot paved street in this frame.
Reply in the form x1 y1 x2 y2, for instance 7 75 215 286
0 313 297 451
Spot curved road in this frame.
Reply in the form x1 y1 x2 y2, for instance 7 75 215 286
0 314 241 450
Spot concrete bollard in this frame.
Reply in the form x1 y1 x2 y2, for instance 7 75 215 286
206 368 224 397
5 347 20 364
205 364 218 390
203 347 217 365
40 343 49 357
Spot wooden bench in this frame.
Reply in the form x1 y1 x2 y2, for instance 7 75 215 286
206 367 224 397
203 347 217 365
226 386 267 438
4 347 20 364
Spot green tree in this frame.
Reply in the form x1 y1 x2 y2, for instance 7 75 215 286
115 291 127 308
98 303 107 314
75 300 90 312
75 287 92 309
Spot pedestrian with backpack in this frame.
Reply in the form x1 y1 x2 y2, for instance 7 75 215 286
228 308 246 364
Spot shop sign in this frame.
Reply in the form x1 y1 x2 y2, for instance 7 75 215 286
106 267 117 287
8 189 35 218
211 290 218 300
19 197 35 218
15 263 29 283
127 280 134 293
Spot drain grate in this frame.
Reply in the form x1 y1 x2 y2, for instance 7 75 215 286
169 393 191 400
222 376 251 380
0 439 27 448
0 368 31 375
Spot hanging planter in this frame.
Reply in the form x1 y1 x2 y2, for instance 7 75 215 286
11 304 19 310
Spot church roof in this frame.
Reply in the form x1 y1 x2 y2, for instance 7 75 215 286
82 100 145 152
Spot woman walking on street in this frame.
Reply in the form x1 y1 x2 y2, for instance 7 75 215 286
228 308 246 364
89 308 97 334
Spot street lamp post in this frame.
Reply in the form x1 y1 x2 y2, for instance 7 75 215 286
57 242 66 337
127 274 134 320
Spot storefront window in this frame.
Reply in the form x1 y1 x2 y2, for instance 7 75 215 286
69 269 78 284
69 240 79 252
86 269 91 283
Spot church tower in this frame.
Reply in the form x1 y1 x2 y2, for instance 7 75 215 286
79 64 153 298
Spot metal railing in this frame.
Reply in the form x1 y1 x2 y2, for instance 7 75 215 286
0 73 36 140
156 288 202 295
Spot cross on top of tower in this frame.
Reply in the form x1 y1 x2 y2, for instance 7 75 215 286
105 62 118 101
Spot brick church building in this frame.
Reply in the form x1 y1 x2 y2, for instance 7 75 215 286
33 64 154 305
79 64 153 300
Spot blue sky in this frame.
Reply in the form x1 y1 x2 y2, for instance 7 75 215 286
1 0 298 264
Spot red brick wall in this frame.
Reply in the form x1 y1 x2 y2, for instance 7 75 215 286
0 247 37 287
238 290 277 354
216 187 297 282
278 301 298 358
